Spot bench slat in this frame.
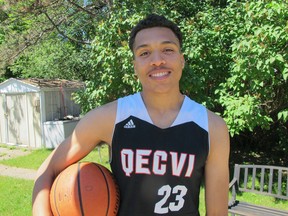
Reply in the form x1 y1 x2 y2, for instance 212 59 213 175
260 167 265 193
278 169 282 196
287 174 288 196
252 167 256 190
244 167 248 189
268 168 273 194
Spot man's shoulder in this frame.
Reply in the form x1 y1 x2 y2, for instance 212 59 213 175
207 109 227 128
207 110 230 150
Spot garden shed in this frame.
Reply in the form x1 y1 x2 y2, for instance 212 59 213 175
0 78 84 148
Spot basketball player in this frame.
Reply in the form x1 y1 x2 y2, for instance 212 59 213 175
32 14 230 215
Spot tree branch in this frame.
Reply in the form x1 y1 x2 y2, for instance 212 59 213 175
66 0 100 17
0 0 111 69
0 27 52 64
43 10 91 45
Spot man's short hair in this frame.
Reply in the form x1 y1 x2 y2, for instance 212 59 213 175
129 14 183 52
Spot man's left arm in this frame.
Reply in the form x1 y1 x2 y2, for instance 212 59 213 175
205 110 230 216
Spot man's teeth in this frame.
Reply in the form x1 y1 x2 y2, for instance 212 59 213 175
151 72 169 77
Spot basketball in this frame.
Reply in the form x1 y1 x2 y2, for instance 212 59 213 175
50 162 120 216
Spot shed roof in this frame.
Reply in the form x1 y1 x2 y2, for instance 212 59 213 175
19 78 85 88
0 78 84 93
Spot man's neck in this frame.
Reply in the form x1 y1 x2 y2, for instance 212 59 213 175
140 91 185 128
141 90 184 110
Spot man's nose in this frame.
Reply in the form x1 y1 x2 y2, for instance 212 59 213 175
150 51 166 66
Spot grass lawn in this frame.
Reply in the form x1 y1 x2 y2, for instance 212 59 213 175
0 176 34 216
231 192 288 211
0 145 111 170
0 148 52 169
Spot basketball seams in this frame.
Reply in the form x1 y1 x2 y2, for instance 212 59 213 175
77 162 85 216
53 172 62 216
96 164 120 216
93 163 110 216
105 169 120 215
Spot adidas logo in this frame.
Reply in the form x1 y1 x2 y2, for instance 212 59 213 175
124 119 136 128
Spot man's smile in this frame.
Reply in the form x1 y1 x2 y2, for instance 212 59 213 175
149 71 171 78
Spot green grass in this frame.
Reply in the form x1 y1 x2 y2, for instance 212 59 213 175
0 145 110 170
0 176 34 216
0 148 52 169
0 143 17 150
231 192 288 211
0 152 6 157
81 145 111 169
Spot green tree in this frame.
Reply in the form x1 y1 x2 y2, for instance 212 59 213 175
0 0 108 79
217 1 288 136
0 0 287 159
9 36 94 79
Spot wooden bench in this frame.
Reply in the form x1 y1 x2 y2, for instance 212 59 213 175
228 164 288 216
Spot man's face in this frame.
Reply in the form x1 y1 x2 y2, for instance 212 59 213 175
133 27 185 94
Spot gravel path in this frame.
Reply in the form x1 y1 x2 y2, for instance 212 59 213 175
0 147 37 180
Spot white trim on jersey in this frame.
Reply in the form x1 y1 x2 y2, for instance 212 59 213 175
116 92 208 132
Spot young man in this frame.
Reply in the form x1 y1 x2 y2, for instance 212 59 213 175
32 14 230 216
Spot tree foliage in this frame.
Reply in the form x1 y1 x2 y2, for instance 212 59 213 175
218 1 288 135
0 0 109 79
0 0 287 154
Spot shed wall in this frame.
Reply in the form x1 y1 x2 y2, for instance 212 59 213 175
0 94 5 143
6 93 28 145
44 89 81 121
0 79 82 148
26 92 42 148
0 92 42 147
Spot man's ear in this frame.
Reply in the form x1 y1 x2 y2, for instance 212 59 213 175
133 60 137 74
181 55 185 69
133 69 138 80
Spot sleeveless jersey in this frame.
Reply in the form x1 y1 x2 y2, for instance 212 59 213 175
110 93 209 216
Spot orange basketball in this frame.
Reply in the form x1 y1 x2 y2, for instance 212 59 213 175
50 162 119 216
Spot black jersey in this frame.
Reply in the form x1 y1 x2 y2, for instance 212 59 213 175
110 93 209 216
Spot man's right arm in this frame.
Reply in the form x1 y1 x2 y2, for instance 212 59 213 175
32 101 117 215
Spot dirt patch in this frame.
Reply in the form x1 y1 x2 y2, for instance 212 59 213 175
0 164 37 180
0 147 32 161
0 146 37 180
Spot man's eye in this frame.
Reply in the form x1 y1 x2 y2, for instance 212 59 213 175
164 48 174 53
140 51 149 56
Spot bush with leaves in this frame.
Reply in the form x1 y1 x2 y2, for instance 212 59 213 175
1 0 287 156
216 1 288 136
